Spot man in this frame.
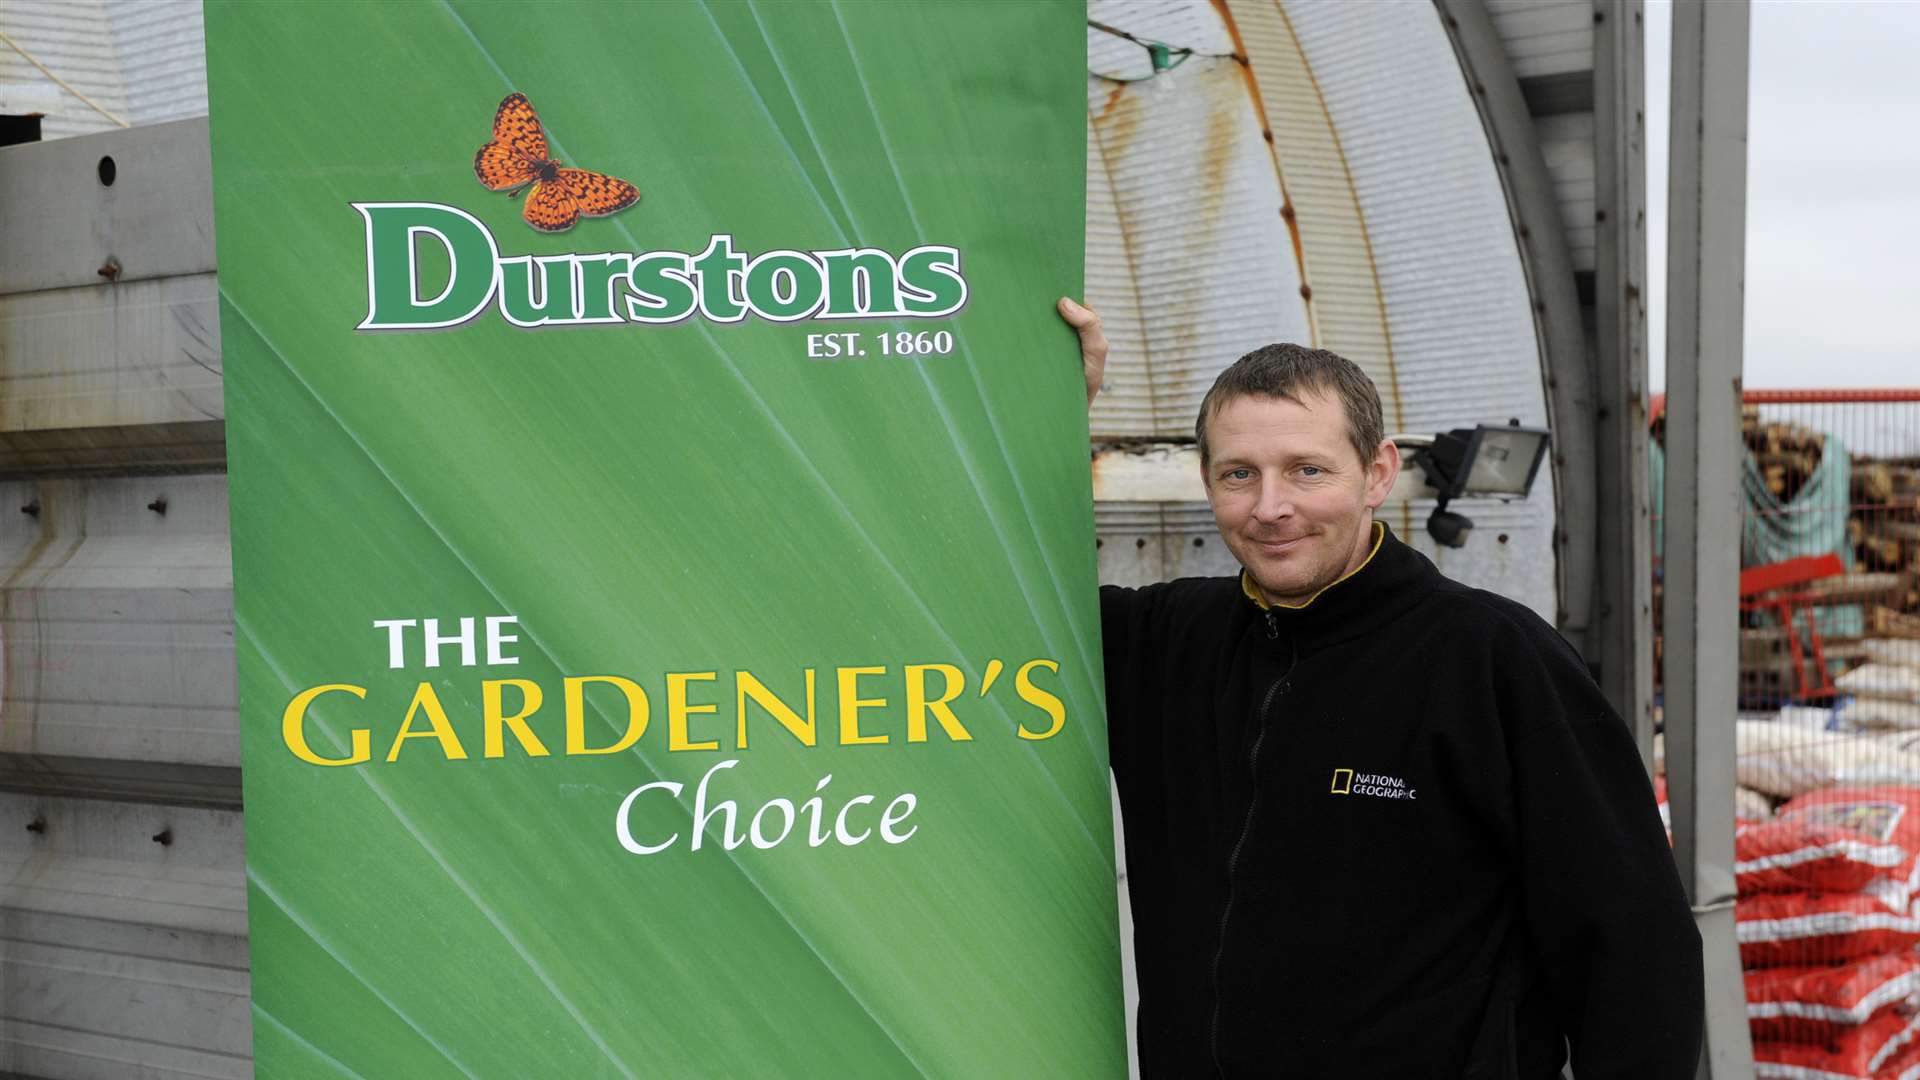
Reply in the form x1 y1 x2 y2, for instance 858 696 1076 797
1056 297 1703 1078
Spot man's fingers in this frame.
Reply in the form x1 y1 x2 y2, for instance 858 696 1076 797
1057 295 1098 330
1057 297 1105 345
1057 296 1108 407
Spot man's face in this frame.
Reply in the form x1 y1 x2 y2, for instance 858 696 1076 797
1202 391 1400 606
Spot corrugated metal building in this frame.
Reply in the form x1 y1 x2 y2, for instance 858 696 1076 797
0 2 1646 1076
1087 0 1561 618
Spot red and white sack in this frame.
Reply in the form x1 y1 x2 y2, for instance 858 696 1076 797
1745 952 1920 1042
1736 818 1906 895
1750 1007 1920 1079
1737 891 1920 968
1878 1035 1920 1080
1776 787 1920 906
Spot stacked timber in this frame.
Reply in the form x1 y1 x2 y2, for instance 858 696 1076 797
1849 458 1920 638
1693 414 1920 704
1744 409 1827 504
1853 461 1920 582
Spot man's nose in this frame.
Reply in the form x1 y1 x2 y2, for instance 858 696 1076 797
1251 478 1294 522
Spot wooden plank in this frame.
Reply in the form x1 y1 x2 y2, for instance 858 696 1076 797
0 119 214 295
1805 572 1906 605
0 273 221 433
0 270 224 475
1869 606 1920 639
0 420 227 478
0 793 249 1080
0 475 236 776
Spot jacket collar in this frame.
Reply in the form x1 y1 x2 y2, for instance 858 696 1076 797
1239 521 1441 649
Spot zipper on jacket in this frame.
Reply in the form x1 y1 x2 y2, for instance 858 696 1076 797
1264 611 1278 639
1208 636 1296 1076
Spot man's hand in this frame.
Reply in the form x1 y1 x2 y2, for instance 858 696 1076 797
1057 297 1107 408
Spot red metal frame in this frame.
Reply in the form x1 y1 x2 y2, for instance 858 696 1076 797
1737 554 1847 701
1650 389 1920 422
1651 387 1920 704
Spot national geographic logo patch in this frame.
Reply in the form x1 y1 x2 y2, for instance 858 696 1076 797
1330 768 1416 801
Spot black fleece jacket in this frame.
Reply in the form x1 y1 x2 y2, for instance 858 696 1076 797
1101 524 1702 1079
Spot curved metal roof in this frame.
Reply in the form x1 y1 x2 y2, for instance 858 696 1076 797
1088 0 1558 618
1086 2 1312 439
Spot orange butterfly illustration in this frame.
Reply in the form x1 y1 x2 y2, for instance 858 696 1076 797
473 92 639 233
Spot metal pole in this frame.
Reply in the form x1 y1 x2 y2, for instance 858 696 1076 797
1662 1 1752 1076
1592 0 1656 768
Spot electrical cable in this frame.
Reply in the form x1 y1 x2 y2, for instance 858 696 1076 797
1085 18 1244 86
1088 49 1197 85
0 28 130 128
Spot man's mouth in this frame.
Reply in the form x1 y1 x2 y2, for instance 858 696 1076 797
1252 535 1309 554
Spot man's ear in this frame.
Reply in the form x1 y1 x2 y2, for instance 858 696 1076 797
1363 439 1402 510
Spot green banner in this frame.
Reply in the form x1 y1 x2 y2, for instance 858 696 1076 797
205 2 1116 1074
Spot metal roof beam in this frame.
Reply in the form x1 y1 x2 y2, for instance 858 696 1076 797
1591 0 1656 765
1432 0 1599 649
1517 70 1596 116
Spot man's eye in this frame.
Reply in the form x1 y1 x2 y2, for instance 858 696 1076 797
1300 466 1322 477
1227 468 1252 481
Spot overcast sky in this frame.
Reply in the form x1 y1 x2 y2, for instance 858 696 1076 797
1647 0 1920 390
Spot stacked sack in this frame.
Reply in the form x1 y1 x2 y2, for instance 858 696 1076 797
1731 721 1920 801
1839 646 1920 731
1738 786 1920 1078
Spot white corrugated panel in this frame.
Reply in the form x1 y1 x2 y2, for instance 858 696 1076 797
1486 1 1598 277
1085 0 1312 439
1282 1 1556 619
1484 0 1594 79
102 0 205 126
1226 0 1399 411
1094 502 1243 598
1535 111 1598 272
0 1 129 139
0 0 204 140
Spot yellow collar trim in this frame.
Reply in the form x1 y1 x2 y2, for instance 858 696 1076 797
1241 522 1386 611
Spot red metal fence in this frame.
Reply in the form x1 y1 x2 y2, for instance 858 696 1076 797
1652 390 1920 709
1652 391 1920 1071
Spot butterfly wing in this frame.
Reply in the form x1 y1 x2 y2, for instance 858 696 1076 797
491 92 549 161
555 168 640 218
522 181 581 233
474 93 548 191
474 142 537 191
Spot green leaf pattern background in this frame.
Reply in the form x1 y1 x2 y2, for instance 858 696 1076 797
206 1 1118 1075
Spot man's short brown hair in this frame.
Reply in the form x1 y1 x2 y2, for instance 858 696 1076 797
1195 343 1385 468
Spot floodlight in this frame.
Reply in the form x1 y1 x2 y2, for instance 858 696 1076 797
1407 421 1551 549
1418 422 1552 501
